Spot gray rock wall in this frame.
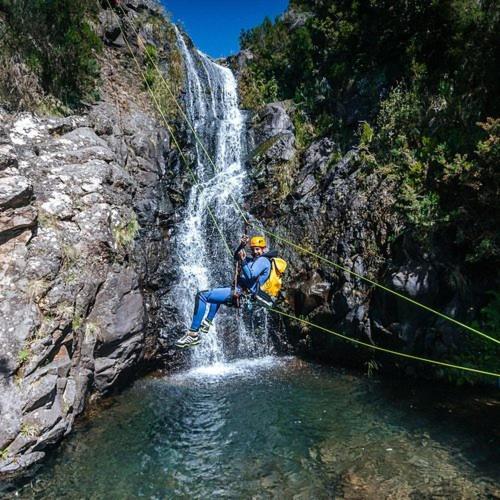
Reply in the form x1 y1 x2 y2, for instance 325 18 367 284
0 82 182 477
0 0 194 475
245 101 477 376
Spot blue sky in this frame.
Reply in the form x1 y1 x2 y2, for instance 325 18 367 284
161 0 289 58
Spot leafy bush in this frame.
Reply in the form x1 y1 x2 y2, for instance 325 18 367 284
239 66 278 110
0 0 102 110
241 0 499 269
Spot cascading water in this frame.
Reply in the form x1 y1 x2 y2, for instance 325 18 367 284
172 27 274 366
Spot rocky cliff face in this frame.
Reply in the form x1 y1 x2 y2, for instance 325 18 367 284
0 1 186 476
245 101 479 376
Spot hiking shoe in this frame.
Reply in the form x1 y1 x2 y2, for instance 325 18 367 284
175 330 200 349
199 319 212 335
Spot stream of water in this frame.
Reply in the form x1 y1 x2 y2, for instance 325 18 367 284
170 27 272 366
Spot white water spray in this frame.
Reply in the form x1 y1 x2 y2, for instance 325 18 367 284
172 28 274 366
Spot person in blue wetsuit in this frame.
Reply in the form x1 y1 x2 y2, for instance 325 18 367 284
175 234 271 348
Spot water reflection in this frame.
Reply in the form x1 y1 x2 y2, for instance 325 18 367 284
3 357 499 499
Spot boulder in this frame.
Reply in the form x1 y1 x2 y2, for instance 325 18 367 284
0 174 33 209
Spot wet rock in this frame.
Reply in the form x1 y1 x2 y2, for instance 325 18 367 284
234 49 254 73
0 387 22 450
391 265 436 298
0 451 45 476
2 0 186 474
89 268 145 392
0 174 33 209
297 138 336 186
0 205 37 239
0 143 17 170
98 9 122 45
22 373 58 413
296 174 316 198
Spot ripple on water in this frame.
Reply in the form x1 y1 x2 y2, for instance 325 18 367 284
3 357 499 499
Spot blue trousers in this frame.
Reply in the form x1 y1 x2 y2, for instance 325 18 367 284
190 286 236 331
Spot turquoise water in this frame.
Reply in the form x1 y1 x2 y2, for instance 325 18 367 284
3 357 499 498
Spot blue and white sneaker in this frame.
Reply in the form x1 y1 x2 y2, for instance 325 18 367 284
175 330 200 349
199 319 212 335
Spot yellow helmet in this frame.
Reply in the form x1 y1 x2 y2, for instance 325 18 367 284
250 235 266 248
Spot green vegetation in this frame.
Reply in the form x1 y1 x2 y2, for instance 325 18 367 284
139 23 185 121
61 244 80 270
241 0 499 380
451 291 500 384
72 313 83 331
240 0 499 271
84 322 101 343
18 348 30 364
26 279 50 304
365 359 380 378
241 0 498 140
0 0 102 111
20 423 38 439
60 243 81 284
37 211 60 230
112 212 140 249
239 66 278 110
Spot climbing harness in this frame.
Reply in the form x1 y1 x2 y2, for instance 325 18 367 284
107 1 499 379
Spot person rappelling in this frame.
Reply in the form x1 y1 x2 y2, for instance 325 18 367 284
175 234 287 349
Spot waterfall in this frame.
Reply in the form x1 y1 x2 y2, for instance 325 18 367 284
171 27 274 366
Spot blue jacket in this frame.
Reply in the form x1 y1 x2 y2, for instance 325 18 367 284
237 255 271 294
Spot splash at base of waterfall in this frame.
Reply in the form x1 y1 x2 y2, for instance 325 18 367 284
171 355 287 381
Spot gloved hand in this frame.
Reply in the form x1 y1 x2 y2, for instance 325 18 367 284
237 249 246 261
240 234 249 246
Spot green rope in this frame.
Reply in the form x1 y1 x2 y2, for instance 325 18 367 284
262 230 499 345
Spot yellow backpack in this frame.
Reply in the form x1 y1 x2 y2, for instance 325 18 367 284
260 257 287 299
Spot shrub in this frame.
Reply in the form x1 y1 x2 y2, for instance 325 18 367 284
139 26 185 122
450 291 500 385
112 212 140 249
18 348 30 364
0 0 102 110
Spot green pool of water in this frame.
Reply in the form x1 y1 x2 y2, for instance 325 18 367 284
3 357 499 498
